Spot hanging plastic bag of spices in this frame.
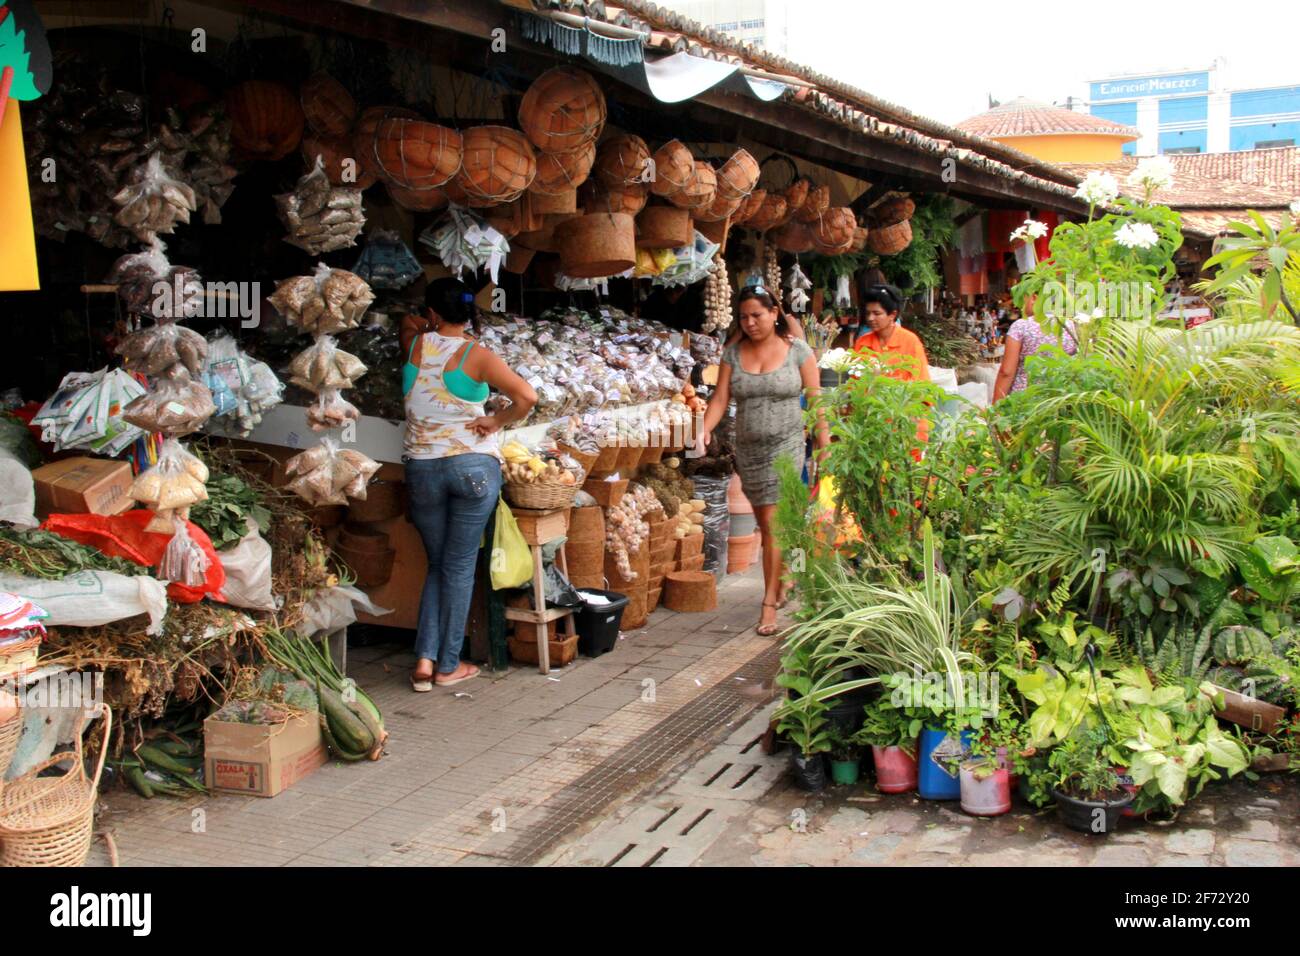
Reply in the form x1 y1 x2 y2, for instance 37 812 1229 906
157 516 211 588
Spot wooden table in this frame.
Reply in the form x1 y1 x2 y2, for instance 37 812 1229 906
504 506 575 675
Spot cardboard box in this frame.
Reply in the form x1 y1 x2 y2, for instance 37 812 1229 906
32 457 133 519
203 711 328 798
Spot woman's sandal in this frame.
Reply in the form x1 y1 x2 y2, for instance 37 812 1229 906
756 602 781 637
410 670 435 693
776 583 795 610
435 663 481 688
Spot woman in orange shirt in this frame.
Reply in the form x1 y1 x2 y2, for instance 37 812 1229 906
853 283 931 454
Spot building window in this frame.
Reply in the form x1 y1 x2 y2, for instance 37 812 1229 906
713 20 738 30
1255 138 1294 149
1163 146 1202 154
740 18 765 29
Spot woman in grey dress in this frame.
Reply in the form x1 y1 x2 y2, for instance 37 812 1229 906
699 286 828 635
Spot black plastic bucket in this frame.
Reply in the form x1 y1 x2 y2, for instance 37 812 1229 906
575 589 630 657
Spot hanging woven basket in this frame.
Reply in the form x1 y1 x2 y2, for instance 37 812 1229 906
716 148 760 201
581 179 648 217
636 205 692 248
454 126 537 207
300 71 357 137
484 195 540 238
650 139 695 198
795 183 831 223
812 207 858 254
670 161 717 210
778 178 812 226
731 187 767 226
849 225 869 253
226 80 304 161
531 141 597 195
746 193 788 232
555 212 637 278
868 219 914 255
518 66 607 153
694 189 744 223
302 132 378 189
772 219 814 253
872 195 916 227
371 117 464 190
386 183 449 212
696 215 731 249
595 133 652 189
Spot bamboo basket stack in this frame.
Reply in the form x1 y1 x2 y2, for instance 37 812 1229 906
567 505 606 590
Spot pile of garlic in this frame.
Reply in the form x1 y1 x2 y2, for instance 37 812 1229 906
605 496 648 580
764 244 781 302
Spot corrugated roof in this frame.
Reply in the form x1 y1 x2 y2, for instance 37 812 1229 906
955 97 1139 140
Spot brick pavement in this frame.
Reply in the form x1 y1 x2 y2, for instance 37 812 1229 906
88 566 781 867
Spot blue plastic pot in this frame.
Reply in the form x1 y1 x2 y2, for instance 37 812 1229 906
917 728 974 800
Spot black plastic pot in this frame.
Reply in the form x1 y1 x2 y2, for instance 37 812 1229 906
790 752 828 792
1052 788 1133 834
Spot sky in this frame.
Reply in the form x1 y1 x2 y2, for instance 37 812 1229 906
664 0 1299 126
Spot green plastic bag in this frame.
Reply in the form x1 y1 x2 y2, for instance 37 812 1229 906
490 498 533 590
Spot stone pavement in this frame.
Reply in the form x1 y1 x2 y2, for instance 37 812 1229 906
548 701 1300 867
88 565 781 867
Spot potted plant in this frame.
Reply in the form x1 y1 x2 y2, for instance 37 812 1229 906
774 641 875 792
961 711 1020 816
827 726 862 786
857 693 921 793
1048 727 1133 834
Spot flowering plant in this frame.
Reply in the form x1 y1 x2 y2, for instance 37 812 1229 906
1127 156 1175 201
1009 218 1049 245
817 347 858 373
1073 170 1120 209
1114 221 1160 250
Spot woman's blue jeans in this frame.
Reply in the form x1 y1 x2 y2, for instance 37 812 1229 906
404 454 502 673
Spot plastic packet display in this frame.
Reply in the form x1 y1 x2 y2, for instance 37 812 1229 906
32 368 147 455
202 333 285 437
274 158 365 254
305 388 360 432
267 263 375 335
122 376 217 437
156 516 210 588
690 474 731 583
288 335 367 392
129 439 210 512
111 152 197 243
419 207 510 284
117 321 209 377
284 438 380 506
106 237 203 321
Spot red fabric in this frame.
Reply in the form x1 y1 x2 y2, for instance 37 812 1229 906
1034 211 1060 262
986 210 1029 253
41 510 226 603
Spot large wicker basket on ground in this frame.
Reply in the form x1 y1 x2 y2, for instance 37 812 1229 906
555 212 637 277
0 706 110 867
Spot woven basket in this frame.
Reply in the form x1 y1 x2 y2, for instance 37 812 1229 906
588 444 621 476
812 207 858 254
518 66 607 153
650 139 695 198
504 481 579 511
868 219 914 255
454 126 537 207
614 444 643 476
873 195 916 227
605 549 650 591
746 193 787 232
504 244 536 274
300 71 357 137
557 443 600 475
581 179 648 217
773 220 814 253
795 183 831 222
347 479 405 523
302 132 378 189
371 118 463 190
675 532 704 561
528 187 578 215
531 141 597 195
694 189 744 223
0 697 22 787
595 133 652 188
716 148 760 200
581 477 627 508
670 161 717 211
0 705 110 868
731 187 766 226
515 220 559 252
636 206 692 249
849 225 869 253
621 587 649 629
647 586 663 613
568 504 605 542
696 216 731 248
509 633 579 667
555 212 637 279
781 179 812 223
568 540 606 591
663 571 718 612
679 553 706 573
485 196 542 239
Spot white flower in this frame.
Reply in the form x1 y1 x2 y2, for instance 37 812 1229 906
1074 311 1093 326
1291 198 1300 216
1074 170 1120 207
1009 218 1050 244
818 348 858 373
1127 156 1175 194
1114 221 1160 250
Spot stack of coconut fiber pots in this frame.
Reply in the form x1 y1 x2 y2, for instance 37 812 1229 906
332 478 404 588
646 509 673 612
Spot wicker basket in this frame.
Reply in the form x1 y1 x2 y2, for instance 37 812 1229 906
581 180 648 217
716 148 760 200
504 481 580 511
385 183 449 212
567 540 606 590
300 71 357 137
347 479 405 523
670 161 717 211
621 587 649 630
732 188 766 226
509 632 579 667
781 179 811 223
696 216 731 248
335 545 397 588
0 706 110 868
557 443 599 475
582 477 627 508
679 553 706 573
868 219 914 256
636 206 692 249
746 193 787 232
371 118 463 190
454 126 537 207
812 207 858 255
650 139 695 198
772 220 814 253
614 444 643 476
515 221 559 252
0 696 22 787
518 66 606 153
694 189 744 224
675 532 704 561
568 505 605 542
588 444 621 476
596 133 652 188
795 183 831 222
849 225 869 253
873 195 916 227
647 586 663 613
531 141 597 195
555 212 637 279
528 187 578 215
663 571 718 612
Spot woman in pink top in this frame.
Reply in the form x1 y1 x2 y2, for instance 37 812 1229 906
993 297 1078 401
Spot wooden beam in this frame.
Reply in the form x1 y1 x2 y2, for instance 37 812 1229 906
850 182 894 215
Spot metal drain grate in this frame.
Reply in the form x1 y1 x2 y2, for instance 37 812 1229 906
489 641 782 864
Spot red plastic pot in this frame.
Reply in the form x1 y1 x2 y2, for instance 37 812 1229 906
871 744 918 793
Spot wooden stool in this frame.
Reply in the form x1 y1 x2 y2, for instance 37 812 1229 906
504 507 576 675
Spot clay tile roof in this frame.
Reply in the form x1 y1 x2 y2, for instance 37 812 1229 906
954 97 1139 140
1060 151 1298 210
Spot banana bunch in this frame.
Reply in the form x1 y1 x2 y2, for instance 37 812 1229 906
502 441 579 486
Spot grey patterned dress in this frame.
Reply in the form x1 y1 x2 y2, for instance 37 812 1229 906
723 338 811 507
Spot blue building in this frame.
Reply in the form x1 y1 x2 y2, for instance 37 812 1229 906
1085 65 1300 156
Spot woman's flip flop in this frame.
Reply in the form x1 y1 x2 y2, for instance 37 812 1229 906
435 663 481 688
